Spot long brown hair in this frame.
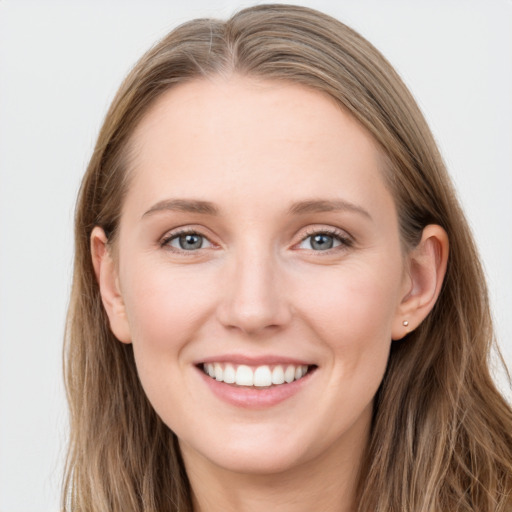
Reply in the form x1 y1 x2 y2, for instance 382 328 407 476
63 4 512 511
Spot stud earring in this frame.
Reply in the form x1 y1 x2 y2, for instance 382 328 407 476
403 320 409 327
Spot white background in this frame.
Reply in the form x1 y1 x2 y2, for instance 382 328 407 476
0 1 511 510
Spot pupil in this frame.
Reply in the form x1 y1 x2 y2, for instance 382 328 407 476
312 234 333 250
180 234 202 250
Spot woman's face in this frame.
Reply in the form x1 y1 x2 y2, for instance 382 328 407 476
108 77 411 475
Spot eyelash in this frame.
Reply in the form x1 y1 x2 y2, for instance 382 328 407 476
298 227 353 252
160 227 353 254
160 229 213 253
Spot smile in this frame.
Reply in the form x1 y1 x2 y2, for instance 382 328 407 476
202 363 313 387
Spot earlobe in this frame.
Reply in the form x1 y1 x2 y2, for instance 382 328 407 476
90 226 132 344
392 225 449 340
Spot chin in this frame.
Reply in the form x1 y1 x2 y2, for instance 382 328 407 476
204 445 310 476
179 424 318 476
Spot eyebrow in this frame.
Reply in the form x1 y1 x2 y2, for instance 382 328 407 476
288 199 372 220
142 199 219 218
142 197 371 220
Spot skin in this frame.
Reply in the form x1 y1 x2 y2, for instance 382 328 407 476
92 76 448 512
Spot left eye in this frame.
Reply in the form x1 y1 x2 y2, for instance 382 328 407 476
298 233 344 251
166 232 212 251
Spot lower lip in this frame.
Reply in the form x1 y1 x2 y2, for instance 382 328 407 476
197 367 315 409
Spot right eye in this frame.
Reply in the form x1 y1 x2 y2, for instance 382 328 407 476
162 231 213 251
298 232 343 251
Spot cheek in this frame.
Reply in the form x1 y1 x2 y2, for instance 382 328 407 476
121 260 216 355
119 262 217 423
296 260 401 372
301 258 400 325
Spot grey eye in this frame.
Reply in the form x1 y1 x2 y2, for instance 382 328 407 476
169 233 211 251
299 233 342 251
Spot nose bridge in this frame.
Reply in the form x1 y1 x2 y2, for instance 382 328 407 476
217 238 291 334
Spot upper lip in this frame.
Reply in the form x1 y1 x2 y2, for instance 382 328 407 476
196 354 316 366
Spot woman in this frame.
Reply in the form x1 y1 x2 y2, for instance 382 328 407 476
63 4 512 511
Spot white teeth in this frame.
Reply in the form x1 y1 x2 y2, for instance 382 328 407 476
254 366 272 387
203 362 311 387
295 365 307 380
223 363 236 384
284 365 295 383
235 365 254 386
271 365 285 385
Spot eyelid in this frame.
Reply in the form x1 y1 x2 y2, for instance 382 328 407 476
295 226 354 251
158 224 354 254
160 226 217 252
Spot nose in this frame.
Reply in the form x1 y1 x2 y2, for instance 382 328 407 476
216 245 292 336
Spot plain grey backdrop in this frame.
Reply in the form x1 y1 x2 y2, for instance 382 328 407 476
0 1 511 510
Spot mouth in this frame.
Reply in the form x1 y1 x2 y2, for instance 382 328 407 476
199 362 317 388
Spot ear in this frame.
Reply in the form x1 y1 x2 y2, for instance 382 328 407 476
392 224 449 340
90 226 132 344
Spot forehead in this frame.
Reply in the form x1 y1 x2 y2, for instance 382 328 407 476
124 76 395 221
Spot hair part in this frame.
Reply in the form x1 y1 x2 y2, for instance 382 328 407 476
63 4 512 511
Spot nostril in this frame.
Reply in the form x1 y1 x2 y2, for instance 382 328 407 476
215 265 293 334
216 301 293 335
